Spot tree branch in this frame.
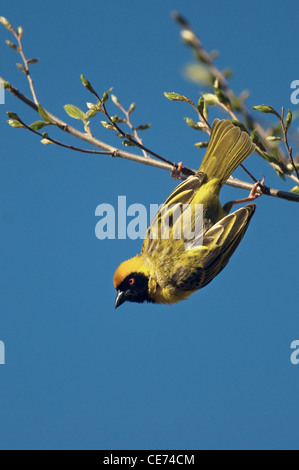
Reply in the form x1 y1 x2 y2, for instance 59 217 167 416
2 78 299 203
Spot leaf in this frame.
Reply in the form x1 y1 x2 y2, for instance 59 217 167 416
64 104 86 121
38 104 51 122
252 105 280 118
85 108 98 119
29 120 49 130
290 186 299 194
214 79 231 109
197 97 205 115
6 111 20 120
164 92 191 103
202 93 218 106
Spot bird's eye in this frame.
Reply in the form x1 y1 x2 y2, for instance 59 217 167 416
128 278 135 286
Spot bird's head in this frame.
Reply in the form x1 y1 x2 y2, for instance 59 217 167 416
113 255 155 308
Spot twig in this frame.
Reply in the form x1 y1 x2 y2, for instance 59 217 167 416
3 78 299 203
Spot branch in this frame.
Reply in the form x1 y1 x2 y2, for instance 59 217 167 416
3 78 299 203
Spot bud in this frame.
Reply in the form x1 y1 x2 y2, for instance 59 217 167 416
27 58 39 64
16 63 27 74
136 123 151 131
194 142 209 148
7 119 23 128
180 29 197 45
285 109 293 132
128 102 136 114
111 94 120 106
0 16 13 30
5 40 19 52
17 26 23 38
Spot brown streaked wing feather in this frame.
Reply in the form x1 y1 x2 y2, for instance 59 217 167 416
172 204 256 291
142 174 204 256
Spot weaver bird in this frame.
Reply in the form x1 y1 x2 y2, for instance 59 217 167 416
114 119 258 308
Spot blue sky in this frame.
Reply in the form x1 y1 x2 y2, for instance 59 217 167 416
0 0 299 450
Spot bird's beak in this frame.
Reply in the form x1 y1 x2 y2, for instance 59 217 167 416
115 290 130 309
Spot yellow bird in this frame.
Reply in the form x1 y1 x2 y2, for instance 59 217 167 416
114 119 258 308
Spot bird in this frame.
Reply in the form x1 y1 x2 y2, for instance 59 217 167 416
113 118 259 308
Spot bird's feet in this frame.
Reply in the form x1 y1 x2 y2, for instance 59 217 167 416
171 161 184 180
232 177 265 206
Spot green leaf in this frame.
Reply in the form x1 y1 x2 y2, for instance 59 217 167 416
260 151 281 165
64 104 86 121
197 97 205 115
6 111 20 120
214 79 231 109
85 108 98 119
202 93 218 106
164 92 191 103
251 129 266 151
252 105 280 118
29 120 49 130
38 104 51 122
290 186 299 195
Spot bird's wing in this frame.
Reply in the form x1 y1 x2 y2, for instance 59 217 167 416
170 204 256 291
142 174 205 256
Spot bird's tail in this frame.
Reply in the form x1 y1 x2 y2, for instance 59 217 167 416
198 119 256 186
